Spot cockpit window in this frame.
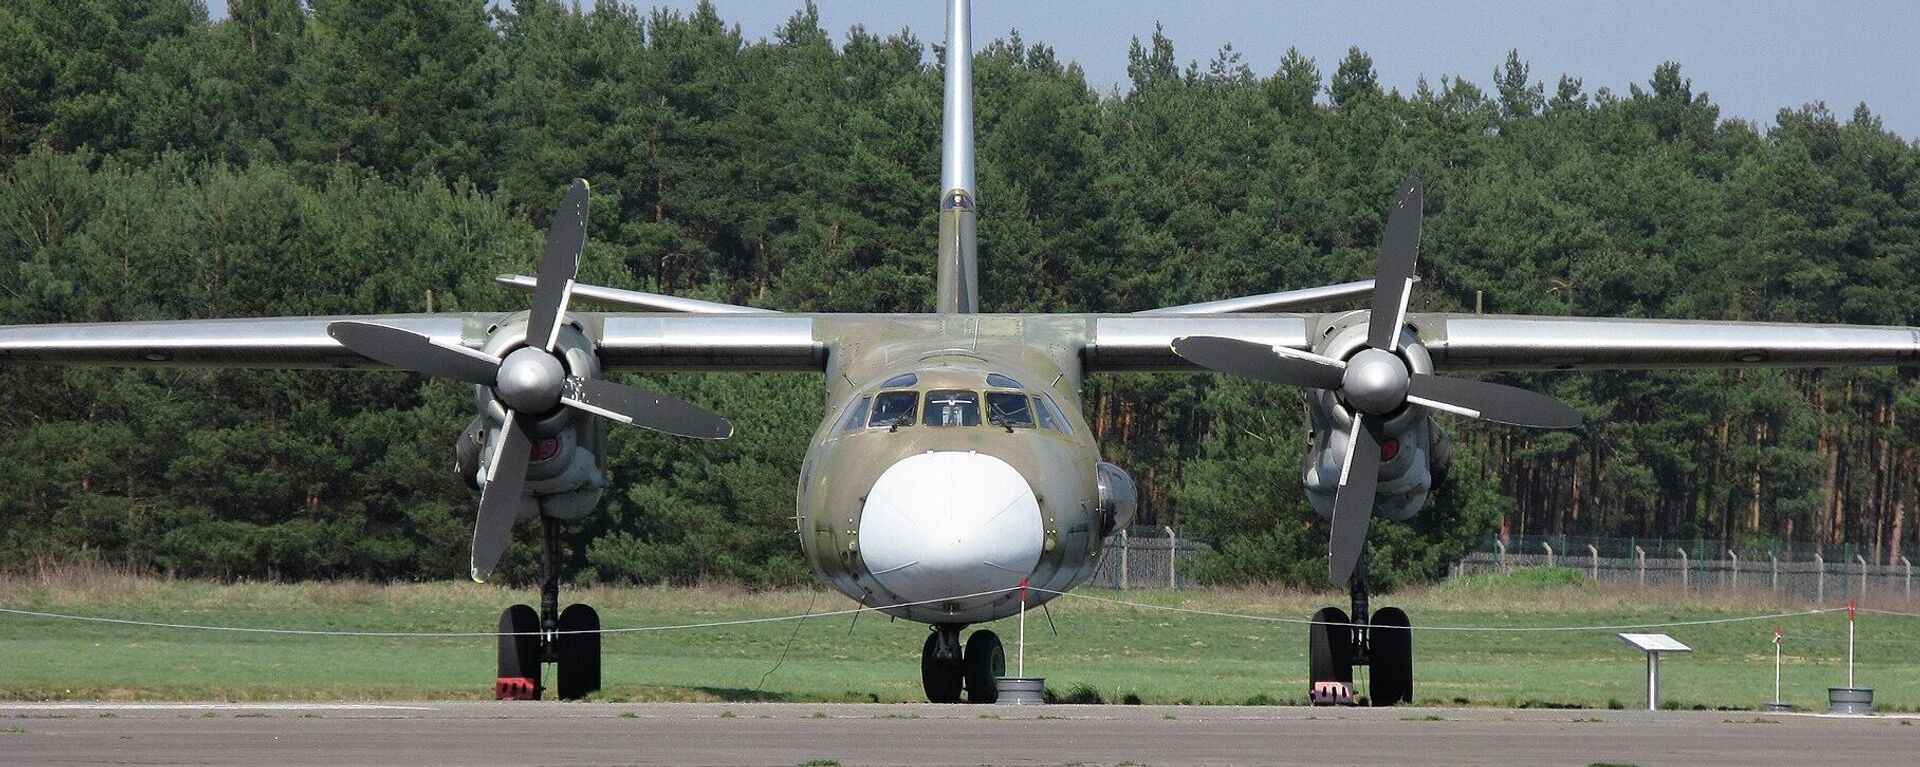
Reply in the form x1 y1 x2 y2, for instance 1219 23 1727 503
1042 395 1075 434
868 391 918 428
923 390 981 427
881 373 919 388
836 395 872 432
1033 395 1062 431
986 373 1022 388
985 392 1035 428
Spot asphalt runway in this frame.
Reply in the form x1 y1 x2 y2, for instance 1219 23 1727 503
3 701 1914 766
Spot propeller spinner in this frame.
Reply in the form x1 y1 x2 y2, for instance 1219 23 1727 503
327 179 733 582
1172 178 1582 585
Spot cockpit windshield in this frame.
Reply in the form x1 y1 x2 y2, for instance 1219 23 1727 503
868 391 918 428
922 389 981 427
836 395 872 432
985 392 1035 428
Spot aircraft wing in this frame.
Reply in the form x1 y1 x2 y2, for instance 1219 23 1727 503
1415 314 1920 371
0 313 825 372
1080 313 1920 372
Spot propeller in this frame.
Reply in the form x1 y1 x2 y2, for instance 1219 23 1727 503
326 178 734 582
1171 177 1582 585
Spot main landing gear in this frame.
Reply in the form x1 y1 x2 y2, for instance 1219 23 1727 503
1309 550 1412 706
496 518 601 701
921 624 1006 703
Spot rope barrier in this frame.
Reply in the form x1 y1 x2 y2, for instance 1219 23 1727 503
1032 587 1848 633
0 586 1021 638
2 583 1891 638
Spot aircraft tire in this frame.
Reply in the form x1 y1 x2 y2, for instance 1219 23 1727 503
555 603 602 701
962 630 1005 704
1368 607 1413 706
496 604 542 700
1308 606 1353 705
921 632 964 703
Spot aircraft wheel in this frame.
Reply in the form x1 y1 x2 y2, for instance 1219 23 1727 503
1368 606 1413 706
555 603 602 701
1308 606 1353 705
962 630 1005 704
496 604 541 700
921 632 964 703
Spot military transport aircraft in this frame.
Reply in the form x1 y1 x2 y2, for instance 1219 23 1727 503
5 0 1920 705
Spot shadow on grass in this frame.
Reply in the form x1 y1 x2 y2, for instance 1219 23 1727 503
692 687 792 702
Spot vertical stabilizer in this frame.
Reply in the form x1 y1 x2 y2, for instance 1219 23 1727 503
936 0 979 314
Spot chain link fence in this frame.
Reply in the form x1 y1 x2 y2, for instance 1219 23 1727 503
1087 526 1208 590
1458 535 1919 604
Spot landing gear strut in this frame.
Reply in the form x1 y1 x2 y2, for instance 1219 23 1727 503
496 517 601 700
1308 549 1413 706
921 624 1005 703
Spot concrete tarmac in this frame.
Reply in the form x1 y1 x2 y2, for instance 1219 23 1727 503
2 701 1914 766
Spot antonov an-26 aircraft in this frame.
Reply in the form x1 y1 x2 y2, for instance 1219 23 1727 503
6 0 1920 705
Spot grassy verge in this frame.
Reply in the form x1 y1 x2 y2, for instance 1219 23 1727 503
2 565 1914 709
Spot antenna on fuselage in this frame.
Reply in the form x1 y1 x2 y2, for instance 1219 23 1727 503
936 0 979 314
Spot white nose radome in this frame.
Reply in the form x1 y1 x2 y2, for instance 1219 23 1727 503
859 451 1043 605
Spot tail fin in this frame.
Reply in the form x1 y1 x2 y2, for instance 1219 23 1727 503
936 0 978 314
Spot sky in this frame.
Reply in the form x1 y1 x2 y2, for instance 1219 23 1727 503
203 1 1920 140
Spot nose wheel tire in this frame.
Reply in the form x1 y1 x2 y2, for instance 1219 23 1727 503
922 632 965 703
555 603 601 701
496 604 542 700
963 630 1006 704
1368 606 1413 706
1308 606 1353 705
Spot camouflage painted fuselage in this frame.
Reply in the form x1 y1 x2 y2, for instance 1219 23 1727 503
799 316 1103 624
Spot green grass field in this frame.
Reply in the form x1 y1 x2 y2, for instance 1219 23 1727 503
3 565 1915 710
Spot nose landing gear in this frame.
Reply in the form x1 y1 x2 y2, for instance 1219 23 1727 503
922 625 1006 703
494 518 602 701
1308 551 1414 706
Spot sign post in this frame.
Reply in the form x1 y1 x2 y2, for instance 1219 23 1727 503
1618 633 1691 710
1768 627 1790 711
1848 598 1856 688
994 575 1046 705
1017 575 1028 678
1828 599 1874 714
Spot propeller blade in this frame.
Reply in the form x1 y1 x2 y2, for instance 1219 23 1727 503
1329 416 1382 585
526 178 589 352
328 321 500 386
1171 336 1346 391
1406 373 1583 429
561 376 734 440
1367 177 1424 351
471 415 535 583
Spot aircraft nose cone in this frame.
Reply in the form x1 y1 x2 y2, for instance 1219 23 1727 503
858 451 1044 605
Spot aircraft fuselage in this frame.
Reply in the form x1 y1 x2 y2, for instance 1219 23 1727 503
799 331 1103 624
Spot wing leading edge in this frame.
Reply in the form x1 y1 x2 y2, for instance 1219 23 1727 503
1082 313 1920 373
0 313 824 372
4 312 1916 374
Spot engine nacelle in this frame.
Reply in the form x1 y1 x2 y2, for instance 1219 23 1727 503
1095 461 1138 536
454 318 609 521
1301 314 1446 522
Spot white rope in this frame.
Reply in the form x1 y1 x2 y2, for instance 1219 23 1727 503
2 584 1893 638
1035 587 1845 633
0 586 1019 638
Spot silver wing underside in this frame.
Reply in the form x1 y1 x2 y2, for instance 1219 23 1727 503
0 311 1916 373
0 313 826 371
1418 315 1920 370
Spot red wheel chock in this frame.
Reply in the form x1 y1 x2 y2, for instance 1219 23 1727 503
1311 680 1353 705
495 676 538 701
